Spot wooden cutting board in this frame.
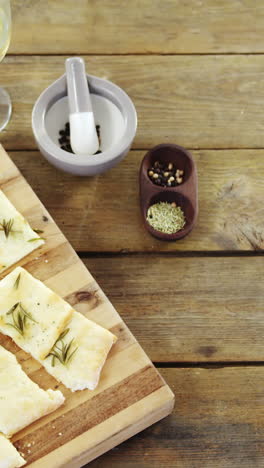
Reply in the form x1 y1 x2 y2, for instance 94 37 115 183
0 146 174 467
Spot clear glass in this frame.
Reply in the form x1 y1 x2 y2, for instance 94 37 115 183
0 0 11 131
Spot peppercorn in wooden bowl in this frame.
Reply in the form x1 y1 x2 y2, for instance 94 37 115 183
139 143 198 241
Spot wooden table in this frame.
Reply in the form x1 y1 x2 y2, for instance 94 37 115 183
5 1 264 466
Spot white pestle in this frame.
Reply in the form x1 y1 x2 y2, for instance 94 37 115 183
65 57 99 155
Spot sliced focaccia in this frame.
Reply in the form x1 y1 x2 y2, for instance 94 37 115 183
0 190 44 272
0 267 117 392
0 434 25 468
0 345 65 437
0 267 73 360
41 311 117 391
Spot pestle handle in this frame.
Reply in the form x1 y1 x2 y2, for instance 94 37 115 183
65 57 99 155
65 57 93 115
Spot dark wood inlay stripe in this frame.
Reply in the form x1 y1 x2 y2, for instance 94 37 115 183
15 365 164 464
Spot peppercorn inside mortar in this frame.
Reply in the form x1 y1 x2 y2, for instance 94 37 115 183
147 201 186 234
58 122 102 155
148 161 184 187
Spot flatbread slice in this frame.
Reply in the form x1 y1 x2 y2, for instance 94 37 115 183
0 267 117 392
41 310 117 391
0 434 25 468
0 345 65 437
0 190 44 273
0 267 73 360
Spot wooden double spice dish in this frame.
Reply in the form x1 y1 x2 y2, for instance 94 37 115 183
139 144 198 241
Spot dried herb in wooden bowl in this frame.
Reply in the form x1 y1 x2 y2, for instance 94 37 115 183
147 201 185 234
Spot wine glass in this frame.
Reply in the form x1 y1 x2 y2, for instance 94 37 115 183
0 0 11 131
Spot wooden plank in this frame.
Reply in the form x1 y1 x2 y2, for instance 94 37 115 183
9 149 264 252
2 55 264 150
10 0 264 54
0 146 174 467
86 366 264 468
83 255 264 363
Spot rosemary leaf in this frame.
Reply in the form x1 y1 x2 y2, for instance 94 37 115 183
27 237 43 242
49 351 64 366
55 328 70 344
12 311 20 330
17 313 24 333
33 229 44 234
67 346 78 364
6 302 19 315
62 339 75 364
64 339 74 360
19 303 38 324
61 341 67 362
14 273 21 290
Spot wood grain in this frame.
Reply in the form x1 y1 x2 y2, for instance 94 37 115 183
84 255 264 363
17 366 164 464
0 146 174 467
8 149 264 252
87 366 264 468
10 0 264 54
2 55 264 150
6 1 264 467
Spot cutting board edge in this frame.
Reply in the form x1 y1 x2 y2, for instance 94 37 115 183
62 386 174 468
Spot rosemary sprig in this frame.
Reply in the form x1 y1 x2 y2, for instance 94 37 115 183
0 218 22 239
14 273 21 290
6 302 38 336
19 303 38 324
6 302 25 336
47 328 78 367
0 218 14 239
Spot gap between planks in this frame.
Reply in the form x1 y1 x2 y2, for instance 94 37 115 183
7 147 264 152
7 53 264 57
155 362 264 369
78 252 264 258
